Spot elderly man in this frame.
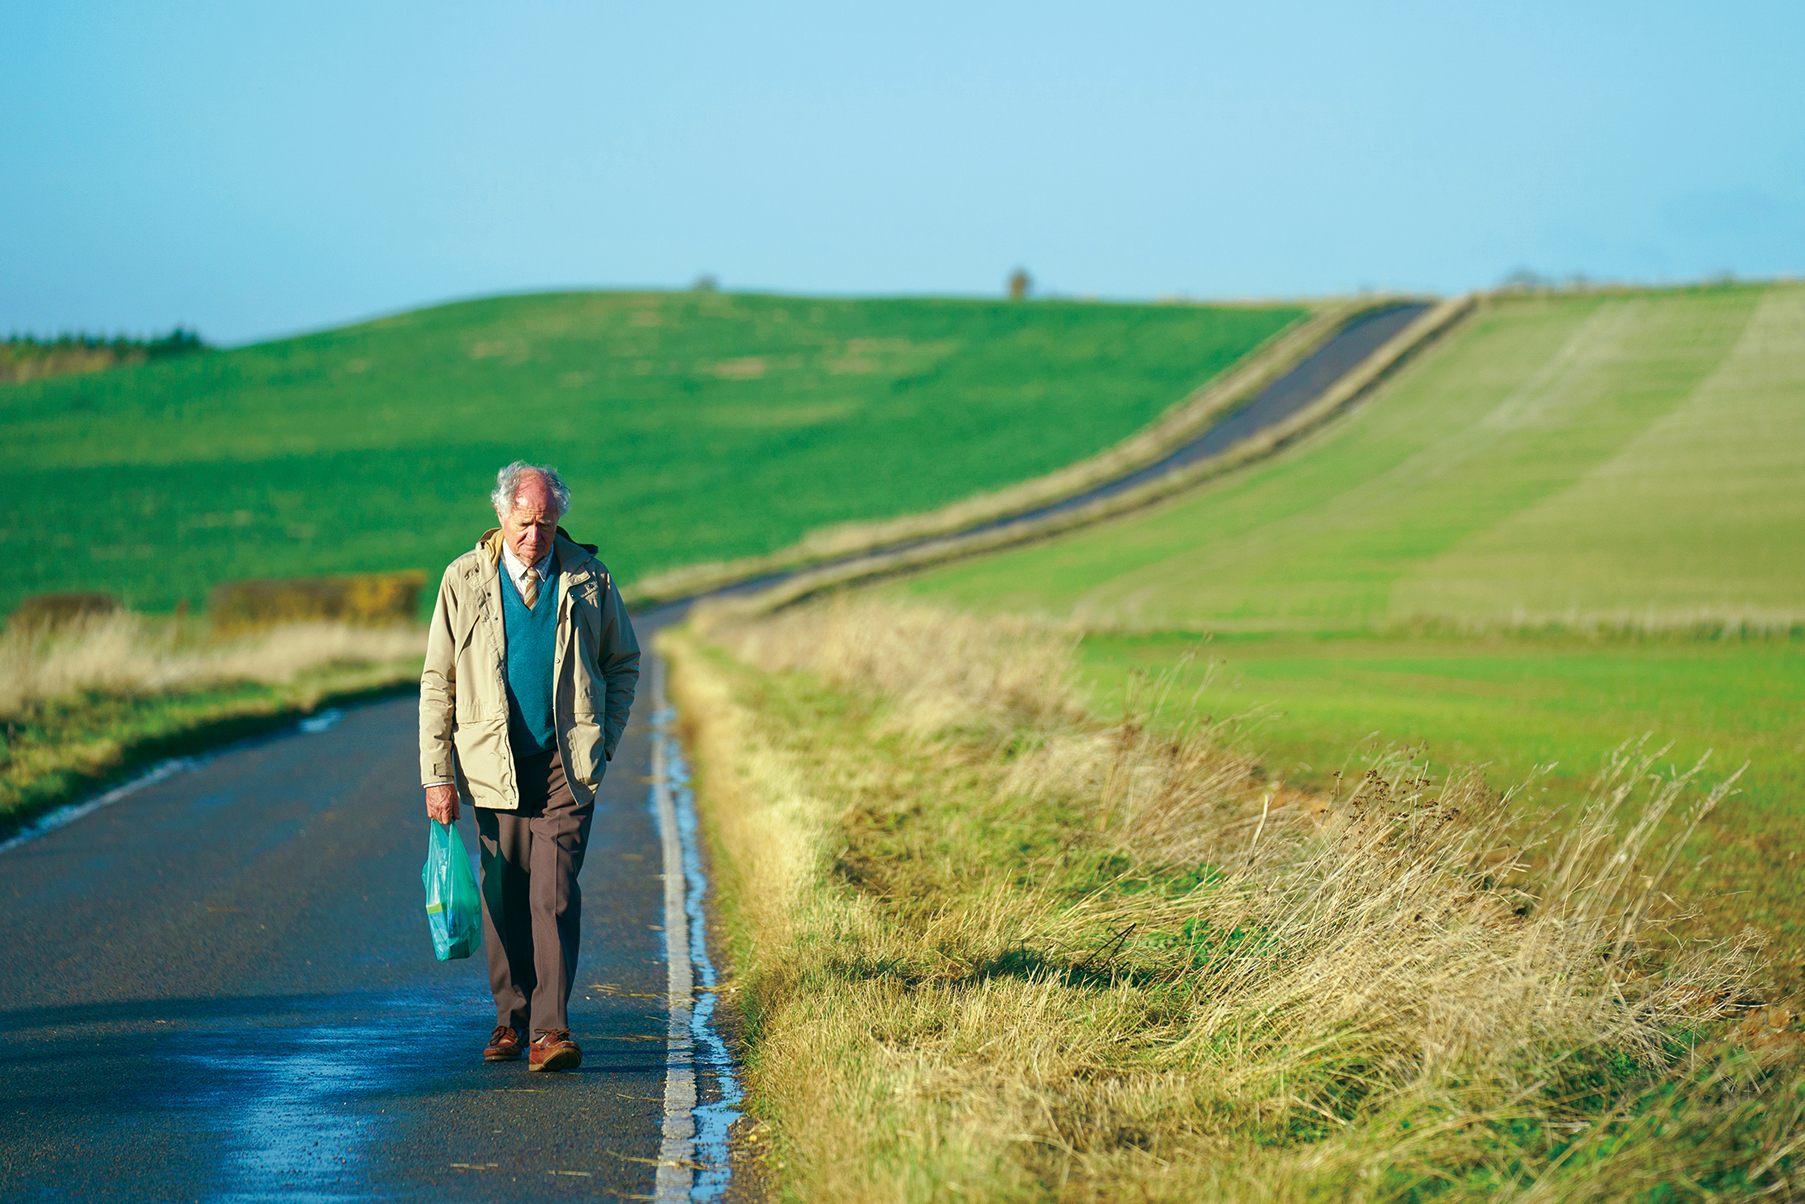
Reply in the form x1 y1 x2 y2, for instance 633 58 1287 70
419 461 640 1072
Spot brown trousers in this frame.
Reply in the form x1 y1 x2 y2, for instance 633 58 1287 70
475 746 595 1038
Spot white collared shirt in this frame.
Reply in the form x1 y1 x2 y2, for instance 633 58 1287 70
499 541 555 600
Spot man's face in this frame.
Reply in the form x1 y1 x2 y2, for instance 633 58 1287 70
499 477 559 565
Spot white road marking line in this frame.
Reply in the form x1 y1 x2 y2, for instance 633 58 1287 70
652 653 699 1202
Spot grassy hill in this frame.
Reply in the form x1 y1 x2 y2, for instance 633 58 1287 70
891 281 1805 951
0 289 1305 619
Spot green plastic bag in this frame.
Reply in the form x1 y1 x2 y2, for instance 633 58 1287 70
422 820 482 960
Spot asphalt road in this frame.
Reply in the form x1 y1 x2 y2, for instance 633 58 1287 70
0 301 1429 1201
0 668 673 1200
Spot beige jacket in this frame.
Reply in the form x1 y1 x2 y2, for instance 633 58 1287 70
419 526 640 810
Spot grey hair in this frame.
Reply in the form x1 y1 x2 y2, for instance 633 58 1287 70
491 461 571 518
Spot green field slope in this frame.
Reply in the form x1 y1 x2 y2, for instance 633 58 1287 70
0 290 1304 618
893 281 1805 953
903 282 1803 629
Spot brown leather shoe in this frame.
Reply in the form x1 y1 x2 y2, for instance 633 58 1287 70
528 1029 581 1072
483 1024 524 1062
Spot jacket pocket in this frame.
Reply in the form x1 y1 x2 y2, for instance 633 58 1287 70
453 715 513 808
567 710 605 790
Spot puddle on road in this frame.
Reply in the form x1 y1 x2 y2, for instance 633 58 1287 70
163 989 463 1201
298 708 344 734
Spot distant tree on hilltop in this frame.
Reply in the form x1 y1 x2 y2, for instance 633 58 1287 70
0 325 208 384
1008 268 1032 300
1499 268 1551 292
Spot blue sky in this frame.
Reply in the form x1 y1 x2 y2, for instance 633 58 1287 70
4 1 1801 345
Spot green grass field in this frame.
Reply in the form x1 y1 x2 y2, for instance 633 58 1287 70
892 281 1805 957
0 290 1302 619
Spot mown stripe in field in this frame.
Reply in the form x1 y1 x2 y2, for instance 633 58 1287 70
1399 285 1805 621
896 284 1797 631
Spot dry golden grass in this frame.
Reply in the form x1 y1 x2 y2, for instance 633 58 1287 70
0 609 422 718
666 595 1803 1201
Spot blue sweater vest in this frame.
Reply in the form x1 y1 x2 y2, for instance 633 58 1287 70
500 562 560 755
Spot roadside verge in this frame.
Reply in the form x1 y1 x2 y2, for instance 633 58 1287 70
655 595 1802 1199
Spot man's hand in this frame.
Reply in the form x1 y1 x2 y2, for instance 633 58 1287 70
425 783 461 825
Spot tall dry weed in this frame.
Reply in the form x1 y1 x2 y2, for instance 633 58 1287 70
694 593 1085 737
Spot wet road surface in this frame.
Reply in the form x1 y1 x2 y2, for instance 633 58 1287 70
0 301 1433 1200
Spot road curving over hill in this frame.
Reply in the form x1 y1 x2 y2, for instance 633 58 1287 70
0 298 1440 1201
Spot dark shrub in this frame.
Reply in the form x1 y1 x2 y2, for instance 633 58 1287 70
7 592 126 633
208 570 427 634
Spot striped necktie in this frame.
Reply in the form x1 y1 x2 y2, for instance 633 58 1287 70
522 566 541 609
